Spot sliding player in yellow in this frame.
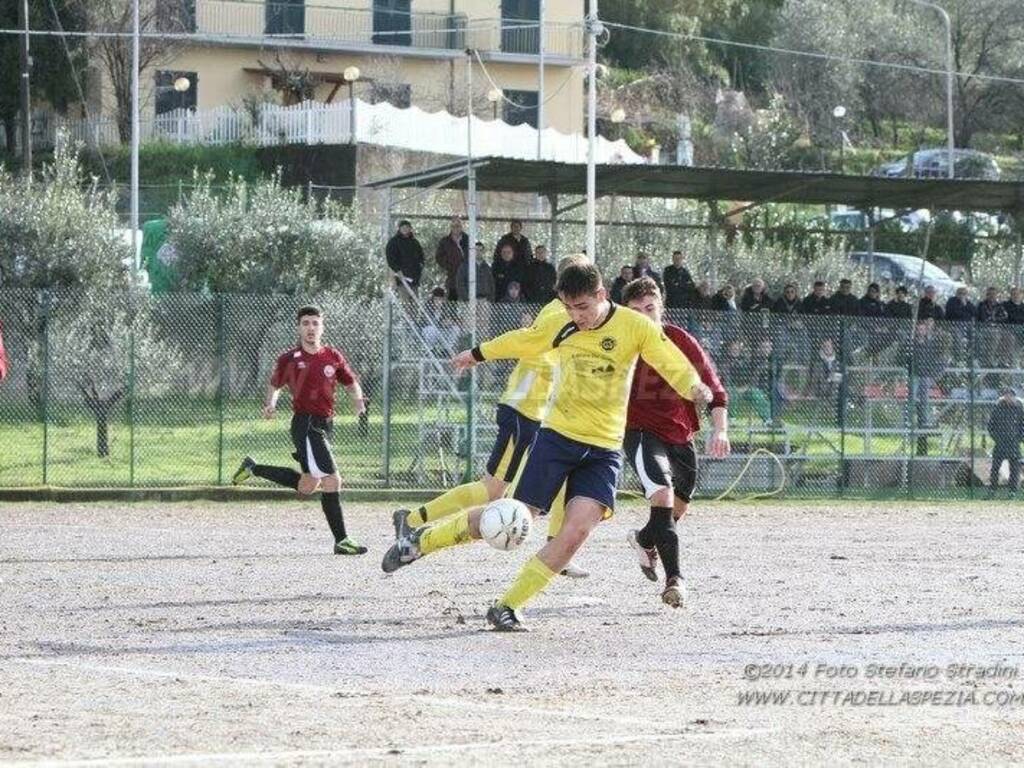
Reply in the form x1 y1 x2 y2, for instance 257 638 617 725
382 262 710 631
390 256 585 577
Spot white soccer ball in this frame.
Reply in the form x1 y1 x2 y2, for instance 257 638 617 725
479 499 532 551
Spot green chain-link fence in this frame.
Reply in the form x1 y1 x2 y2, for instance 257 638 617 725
2 287 1022 498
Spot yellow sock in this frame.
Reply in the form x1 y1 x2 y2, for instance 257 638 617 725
500 556 556 610
419 510 474 555
546 484 568 538
408 480 490 527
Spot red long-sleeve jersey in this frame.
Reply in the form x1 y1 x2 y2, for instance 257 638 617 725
0 320 7 381
627 324 727 446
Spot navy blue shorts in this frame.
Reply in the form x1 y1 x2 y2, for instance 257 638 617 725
485 404 541 483
513 428 623 514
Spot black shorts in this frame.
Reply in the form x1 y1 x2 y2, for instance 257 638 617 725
485 404 540 483
290 413 337 478
623 429 697 503
513 428 623 515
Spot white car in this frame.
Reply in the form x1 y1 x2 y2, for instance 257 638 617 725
848 251 967 298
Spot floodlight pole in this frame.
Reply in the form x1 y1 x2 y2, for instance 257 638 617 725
907 0 955 179
585 0 599 259
18 0 31 175
131 0 141 264
465 49 479 482
537 0 545 160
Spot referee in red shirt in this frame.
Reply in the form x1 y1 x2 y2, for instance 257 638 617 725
621 278 731 607
232 306 368 555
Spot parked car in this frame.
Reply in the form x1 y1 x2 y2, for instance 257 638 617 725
848 251 966 298
871 149 1001 181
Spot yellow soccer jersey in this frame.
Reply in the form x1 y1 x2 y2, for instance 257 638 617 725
498 299 566 422
478 303 700 450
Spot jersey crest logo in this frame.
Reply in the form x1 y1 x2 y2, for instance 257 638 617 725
600 336 616 351
297 362 306 369
324 364 336 378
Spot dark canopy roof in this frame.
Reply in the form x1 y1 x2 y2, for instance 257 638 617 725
367 157 1024 213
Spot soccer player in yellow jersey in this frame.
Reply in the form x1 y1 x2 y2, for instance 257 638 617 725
389 257 587 577
382 262 710 631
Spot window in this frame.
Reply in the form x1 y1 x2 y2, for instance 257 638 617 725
154 70 198 116
156 0 196 33
265 0 304 36
369 82 412 109
501 0 539 54
503 89 538 128
373 0 411 46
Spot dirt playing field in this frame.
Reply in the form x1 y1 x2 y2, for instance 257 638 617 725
2 499 1024 766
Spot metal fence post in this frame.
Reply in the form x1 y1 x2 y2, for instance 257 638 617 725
838 320 847 497
40 290 51 485
381 290 393 487
216 294 227 485
969 319 976 500
128 312 136 487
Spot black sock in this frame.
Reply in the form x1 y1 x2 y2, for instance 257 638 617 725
636 506 666 549
321 492 347 542
252 464 300 490
648 506 681 581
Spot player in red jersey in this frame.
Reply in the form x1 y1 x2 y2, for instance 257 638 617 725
622 278 730 607
231 305 368 555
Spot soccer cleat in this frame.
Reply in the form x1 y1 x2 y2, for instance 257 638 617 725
392 509 413 541
486 602 528 632
333 537 368 555
628 530 659 582
560 561 590 579
231 456 256 486
662 577 685 609
380 528 423 573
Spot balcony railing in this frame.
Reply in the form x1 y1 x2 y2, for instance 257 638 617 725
189 1 583 58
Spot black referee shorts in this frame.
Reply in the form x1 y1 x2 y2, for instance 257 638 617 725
623 429 698 503
290 413 337 478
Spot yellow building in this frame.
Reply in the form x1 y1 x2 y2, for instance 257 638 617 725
99 0 586 136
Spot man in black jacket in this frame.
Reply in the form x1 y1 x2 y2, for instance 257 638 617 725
977 287 1009 368
610 265 635 304
522 245 557 303
945 286 975 322
830 278 859 316
917 285 945 321
886 286 912 319
858 283 887 358
988 387 1024 496
663 250 695 308
493 219 533 268
858 283 886 318
385 220 425 294
945 286 975 363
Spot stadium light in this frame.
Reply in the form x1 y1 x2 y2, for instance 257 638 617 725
343 66 361 144
832 105 846 119
487 87 503 120
173 76 191 93
610 107 626 124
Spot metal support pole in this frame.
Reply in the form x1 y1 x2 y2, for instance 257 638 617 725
464 49 479 478
467 166 480 482
907 0 955 178
18 0 31 174
585 0 599 259
537 0 545 160
381 188 394 486
547 193 559 259
130 0 141 263
128 318 136 487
